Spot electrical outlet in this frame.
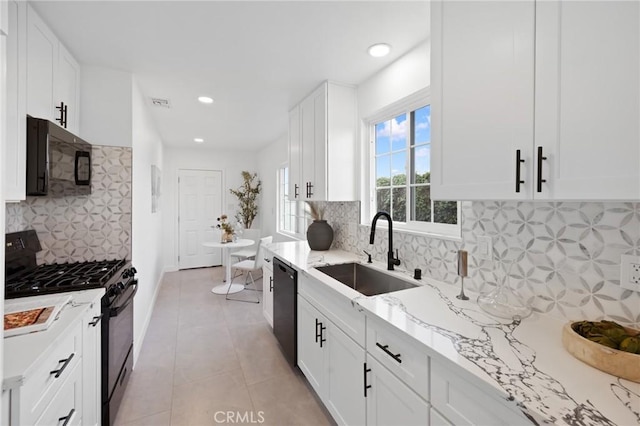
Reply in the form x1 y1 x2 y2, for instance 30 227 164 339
620 255 640 291
477 236 493 260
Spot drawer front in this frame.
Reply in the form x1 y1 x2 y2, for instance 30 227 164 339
298 274 365 346
262 251 274 271
366 316 429 398
431 358 529 426
22 321 82 422
35 361 82 426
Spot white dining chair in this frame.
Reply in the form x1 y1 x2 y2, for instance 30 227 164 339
230 228 261 261
226 236 273 303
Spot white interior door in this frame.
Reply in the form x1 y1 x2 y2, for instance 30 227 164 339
178 169 222 269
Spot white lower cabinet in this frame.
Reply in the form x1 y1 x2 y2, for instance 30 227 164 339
262 255 274 327
365 356 430 426
81 301 102 426
430 408 453 426
34 361 82 426
297 295 366 425
430 358 529 426
2 290 103 426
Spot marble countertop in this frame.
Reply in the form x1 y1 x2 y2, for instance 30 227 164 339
266 241 640 426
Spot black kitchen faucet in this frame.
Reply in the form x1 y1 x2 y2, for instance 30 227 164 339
369 211 401 271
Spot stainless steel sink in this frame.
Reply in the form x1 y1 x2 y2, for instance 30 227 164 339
315 263 417 296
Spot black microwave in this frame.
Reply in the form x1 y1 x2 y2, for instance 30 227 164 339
26 116 92 196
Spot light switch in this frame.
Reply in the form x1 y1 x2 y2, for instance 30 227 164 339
477 236 492 260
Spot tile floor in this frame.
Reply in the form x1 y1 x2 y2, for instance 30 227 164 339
114 267 334 426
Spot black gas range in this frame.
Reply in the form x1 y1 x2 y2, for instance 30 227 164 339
5 230 137 426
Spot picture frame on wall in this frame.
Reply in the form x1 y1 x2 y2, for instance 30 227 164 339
151 165 161 213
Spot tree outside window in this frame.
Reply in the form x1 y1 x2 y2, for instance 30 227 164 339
373 104 458 229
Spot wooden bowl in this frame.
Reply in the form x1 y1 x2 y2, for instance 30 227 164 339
562 322 640 383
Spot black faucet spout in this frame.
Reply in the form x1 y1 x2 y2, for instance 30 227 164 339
369 211 401 271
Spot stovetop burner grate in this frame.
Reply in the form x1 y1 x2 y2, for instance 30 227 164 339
5 259 127 298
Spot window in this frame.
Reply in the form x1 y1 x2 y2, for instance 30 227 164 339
277 166 304 237
369 91 460 237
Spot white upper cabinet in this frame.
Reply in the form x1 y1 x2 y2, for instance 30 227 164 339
431 0 535 201
26 5 56 121
56 42 80 133
288 105 302 199
431 0 640 201
534 1 639 200
1 0 8 35
5 0 26 201
288 81 357 201
26 5 80 133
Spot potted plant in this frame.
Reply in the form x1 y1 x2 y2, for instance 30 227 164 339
217 214 235 242
306 201 333 251
230 171 261 229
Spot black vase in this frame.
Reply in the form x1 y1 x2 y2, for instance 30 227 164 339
307 220 334 251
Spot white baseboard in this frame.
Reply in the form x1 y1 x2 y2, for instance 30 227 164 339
163 265 179 273
132 269 165 367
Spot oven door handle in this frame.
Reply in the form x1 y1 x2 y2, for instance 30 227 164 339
110 280 138 317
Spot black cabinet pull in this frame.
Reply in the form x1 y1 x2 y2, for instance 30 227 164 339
306 182 314 198
537 146 547 193
315 318 320 343
363 363 372 397
319 323 326 348
515 149 525 193
55 102 67 128
89 313 103 327
294 184 299 198
58 408 75 426
376 342 402 363
269 276 273 292
50 353 75 378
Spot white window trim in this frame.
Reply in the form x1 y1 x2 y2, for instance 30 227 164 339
362 87 462 240
276 164 306 240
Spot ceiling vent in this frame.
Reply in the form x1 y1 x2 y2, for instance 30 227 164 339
150 98 171 108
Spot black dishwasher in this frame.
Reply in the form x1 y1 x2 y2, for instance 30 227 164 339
273 257 298 366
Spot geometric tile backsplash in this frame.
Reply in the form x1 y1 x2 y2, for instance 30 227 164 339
324 201 640 328
5 146 132 264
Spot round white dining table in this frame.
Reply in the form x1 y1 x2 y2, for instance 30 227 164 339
202 238 254 294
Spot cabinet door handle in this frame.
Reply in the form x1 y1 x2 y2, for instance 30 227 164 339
89 313 103 327
363 363 372 397
515 149 525 193
55 102 66 128
306 182 314 198
58 408 75 426
50 353 75 378
315 318 321 343
294 184 299 198
376 342 402 363
537 146 547 193
269 276 273 292
319 323 326 348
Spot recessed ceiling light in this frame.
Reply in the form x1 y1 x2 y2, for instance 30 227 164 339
198 96 214 104
194 138 204 143
368 43 391 58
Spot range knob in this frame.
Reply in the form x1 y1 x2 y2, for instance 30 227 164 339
130 266 137 275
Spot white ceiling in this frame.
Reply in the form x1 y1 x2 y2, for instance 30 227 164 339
30 1 430 151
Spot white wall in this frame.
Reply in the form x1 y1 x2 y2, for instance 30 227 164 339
162 147 259 270
256 134 299 242
357 39 430 119
80 65 133 147
356 39 430 219
131 77 164 363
